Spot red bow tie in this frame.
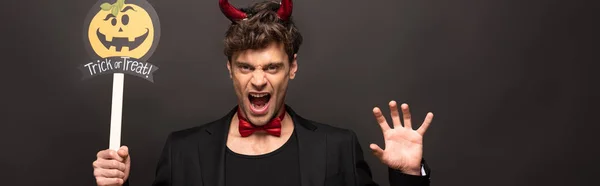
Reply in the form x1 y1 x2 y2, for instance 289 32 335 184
237 107 286 137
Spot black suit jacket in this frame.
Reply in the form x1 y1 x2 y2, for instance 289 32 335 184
139 105 430 186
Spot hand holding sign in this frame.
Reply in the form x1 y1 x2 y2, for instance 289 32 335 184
93 146 131 186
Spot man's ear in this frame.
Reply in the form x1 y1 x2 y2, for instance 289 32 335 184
226 61 232 79
289 54 298 79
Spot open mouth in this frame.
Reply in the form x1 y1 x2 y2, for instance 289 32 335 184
96 28 149 52
248 93 271 115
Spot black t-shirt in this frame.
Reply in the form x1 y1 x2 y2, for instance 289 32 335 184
225 131 301 186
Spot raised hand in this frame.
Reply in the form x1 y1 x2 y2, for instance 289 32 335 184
369 101 433 175
93 146 131 186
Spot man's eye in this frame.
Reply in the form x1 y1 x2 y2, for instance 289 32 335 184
266 66 279 72
240 66 251 72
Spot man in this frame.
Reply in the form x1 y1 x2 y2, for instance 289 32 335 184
92 0 434 185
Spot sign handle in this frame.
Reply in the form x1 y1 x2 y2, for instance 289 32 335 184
109 73 125 151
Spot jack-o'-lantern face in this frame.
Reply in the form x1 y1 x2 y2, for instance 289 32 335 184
88 3 154 59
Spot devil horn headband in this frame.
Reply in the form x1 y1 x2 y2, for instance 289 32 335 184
219 0 293 21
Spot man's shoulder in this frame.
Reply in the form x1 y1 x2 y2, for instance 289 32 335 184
287 105 359 140
299 117 358 140
167 118 224 141
167 107 237 141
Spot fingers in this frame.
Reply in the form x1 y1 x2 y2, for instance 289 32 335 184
95 177 124 186
94 167 125 178
373 107 390 132
369 143 384 159
97 149 124 162
389 101 402 129
94 147 130 186
401 103 412 129
93 158 126 186
93 159 126 172
417 112 434 136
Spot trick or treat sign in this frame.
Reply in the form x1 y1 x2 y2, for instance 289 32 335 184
80 0 161 151
81 0 160 82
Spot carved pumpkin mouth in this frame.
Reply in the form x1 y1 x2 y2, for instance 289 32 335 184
96 28 149 52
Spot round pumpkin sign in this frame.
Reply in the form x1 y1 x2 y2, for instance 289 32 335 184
84 0 160 61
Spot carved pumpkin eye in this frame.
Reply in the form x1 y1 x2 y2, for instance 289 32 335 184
122 14 129 25
111 18 117 26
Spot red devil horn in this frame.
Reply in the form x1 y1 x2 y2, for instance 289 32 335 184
277 0 293 21
219 0 247 21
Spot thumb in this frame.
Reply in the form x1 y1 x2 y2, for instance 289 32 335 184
119 146 131 182
369 143 384 159
117 146 129 160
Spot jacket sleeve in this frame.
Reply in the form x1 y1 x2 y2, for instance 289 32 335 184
387 161 431 186
350 131 431 186
151 133 174 186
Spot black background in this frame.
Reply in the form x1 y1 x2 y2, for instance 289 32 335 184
1 0 598 185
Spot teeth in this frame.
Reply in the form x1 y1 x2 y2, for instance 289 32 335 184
106 35 113 42
250 93 269 98
128 36 135 42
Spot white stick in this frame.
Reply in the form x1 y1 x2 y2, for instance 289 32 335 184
109 73 125 151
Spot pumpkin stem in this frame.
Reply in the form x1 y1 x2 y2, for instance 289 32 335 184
99 0 127 16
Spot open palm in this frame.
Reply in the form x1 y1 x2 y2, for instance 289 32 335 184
369 101 433 175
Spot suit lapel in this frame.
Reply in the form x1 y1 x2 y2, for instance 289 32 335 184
197 107 236 186
287 106 327 186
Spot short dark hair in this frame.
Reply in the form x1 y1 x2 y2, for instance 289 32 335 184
223 1 303 63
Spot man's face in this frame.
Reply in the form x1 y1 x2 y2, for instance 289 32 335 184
227 42 297 126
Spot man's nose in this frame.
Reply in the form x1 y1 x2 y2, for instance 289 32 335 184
251 70 267 90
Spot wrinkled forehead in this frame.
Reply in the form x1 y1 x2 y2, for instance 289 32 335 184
233 43 288 66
